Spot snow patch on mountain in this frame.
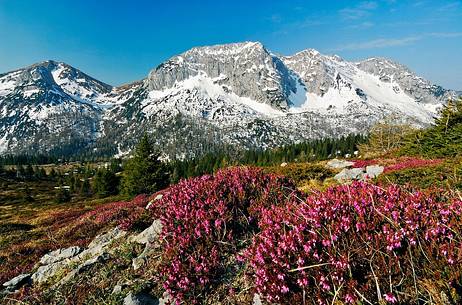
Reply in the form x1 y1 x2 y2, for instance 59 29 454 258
0 42 459 157
142 73 284 123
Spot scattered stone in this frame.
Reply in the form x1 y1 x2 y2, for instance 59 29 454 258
39 246 82 265
131 220 162 245
32 228 124 286
326 158 354 169
132 256 146 271
365 165 384 178
146 194 163 209
2 273 31 291
32 260 69 284
280 162 288 167
334 168 364 181
88 227 126 249
112 284 125 294
158 292 172 305
77 227 127 259
57 253 111 286
253 293 263 305
123 292 159 305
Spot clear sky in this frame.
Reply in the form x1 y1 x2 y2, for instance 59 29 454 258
0 0 461 89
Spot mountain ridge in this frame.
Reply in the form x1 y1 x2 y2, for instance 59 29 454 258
0 41 459 158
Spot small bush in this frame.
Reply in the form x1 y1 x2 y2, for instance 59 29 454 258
149 167 300 303
352 157 443 172
264 163 333 185
379 159 462 190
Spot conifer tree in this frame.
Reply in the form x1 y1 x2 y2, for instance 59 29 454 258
80 179 91 197
92 168 119 198
122 133 170 196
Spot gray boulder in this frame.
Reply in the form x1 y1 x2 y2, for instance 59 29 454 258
39 246 82 265
334 168 365 181
32 260 69 284
124 292 159 305
56 253 111 286
32 228 124 285
2 273 31 291
326 159 354 169
365 165 384 178
88 227 126 249
131 220 162 245
76 227 127 260
131 220 163 270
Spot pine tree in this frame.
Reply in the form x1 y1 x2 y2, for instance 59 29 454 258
80 179 91 197
121 134 170 196
25 164 34 180
92 168 119 198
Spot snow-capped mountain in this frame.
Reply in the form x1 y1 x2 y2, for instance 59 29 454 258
0 42 459 158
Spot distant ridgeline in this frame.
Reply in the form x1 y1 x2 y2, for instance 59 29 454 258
0 133 366 169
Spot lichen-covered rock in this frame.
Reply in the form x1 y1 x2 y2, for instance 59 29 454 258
88 227 126 249
334 167 365 181
32 260 69 284
365 165 384 178
123 292 159 305
326 158 354 169
131 220 162 245
56 253 111 286
2 273 31 291
39 246 82 265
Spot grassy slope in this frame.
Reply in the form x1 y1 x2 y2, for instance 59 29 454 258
0 177 125 284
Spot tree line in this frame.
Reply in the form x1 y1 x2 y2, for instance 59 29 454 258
1 133 366 201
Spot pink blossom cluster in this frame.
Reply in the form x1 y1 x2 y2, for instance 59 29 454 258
352 157 443 173
149 167 299 304
244 181 462 304
383 157 443 173
352 159 377 168
77 194 150 230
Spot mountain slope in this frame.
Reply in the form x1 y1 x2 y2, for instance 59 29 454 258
0 61 113 155
0 42 459 158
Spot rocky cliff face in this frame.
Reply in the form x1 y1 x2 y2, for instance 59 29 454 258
0 42 459 158
147 42 298 110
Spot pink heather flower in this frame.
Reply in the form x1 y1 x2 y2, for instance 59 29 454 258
384 293 397 303
344 293 356 304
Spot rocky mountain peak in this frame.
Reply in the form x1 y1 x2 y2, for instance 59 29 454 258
147 41 296 109
1 41 460 158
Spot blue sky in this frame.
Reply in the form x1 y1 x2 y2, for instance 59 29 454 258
0 0 461 89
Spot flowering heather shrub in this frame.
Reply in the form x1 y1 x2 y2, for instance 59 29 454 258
59 194 152 241
383 157 443 173
353 157 443 173
352 159 377 168
149 167 300 304
244 181 462 304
